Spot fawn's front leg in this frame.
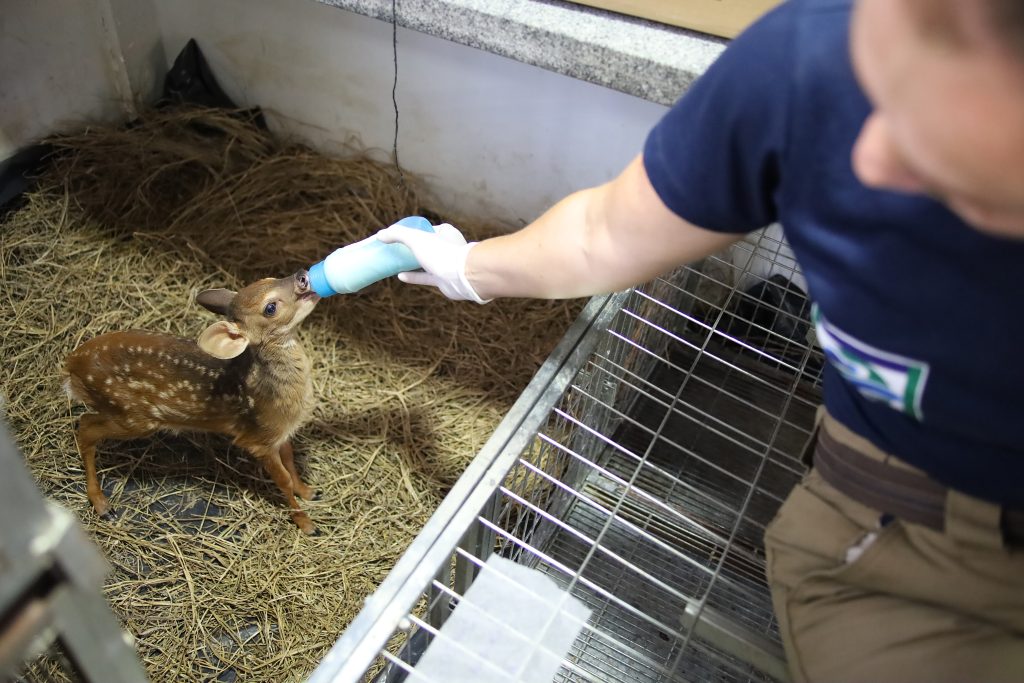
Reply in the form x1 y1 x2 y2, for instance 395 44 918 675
251 445 317 535
278 440 317 501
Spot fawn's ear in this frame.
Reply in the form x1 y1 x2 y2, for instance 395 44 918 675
198 321 249 359
196 288 237 316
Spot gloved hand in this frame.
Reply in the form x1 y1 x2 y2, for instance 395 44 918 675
376 222 491 303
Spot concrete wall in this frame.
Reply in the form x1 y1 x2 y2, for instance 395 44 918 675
150 0 668 225
2 0 666 224
107 0 167 105
0 0 137 160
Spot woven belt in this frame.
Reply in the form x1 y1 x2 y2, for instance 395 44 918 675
813 427 1024 547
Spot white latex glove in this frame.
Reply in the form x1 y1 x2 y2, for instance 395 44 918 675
376 223 491 303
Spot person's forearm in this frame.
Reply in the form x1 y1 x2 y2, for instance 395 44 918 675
466 188 611 300
464 156 742 300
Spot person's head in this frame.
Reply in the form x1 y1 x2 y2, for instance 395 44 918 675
850 0 1024 237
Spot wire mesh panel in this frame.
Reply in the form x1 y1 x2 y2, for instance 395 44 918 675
309 229 825 683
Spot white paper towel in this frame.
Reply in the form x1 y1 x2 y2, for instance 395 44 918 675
408 554 592 683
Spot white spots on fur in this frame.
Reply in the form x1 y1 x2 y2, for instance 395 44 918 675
64 311 316 527
126 379 158 394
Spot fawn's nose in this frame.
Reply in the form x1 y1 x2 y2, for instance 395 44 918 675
294 270 311 293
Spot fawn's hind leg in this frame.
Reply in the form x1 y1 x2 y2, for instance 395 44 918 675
278 440 316 501
75 413 154 517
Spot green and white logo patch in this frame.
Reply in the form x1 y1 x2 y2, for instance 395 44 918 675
813 306 930 420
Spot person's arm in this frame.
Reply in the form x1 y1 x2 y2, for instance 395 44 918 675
466 154 740 300
377 154 741 302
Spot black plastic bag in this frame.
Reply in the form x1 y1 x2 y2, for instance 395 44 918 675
0 143 54 214
0 39 263 212
160 39 266 130
161 38 237 109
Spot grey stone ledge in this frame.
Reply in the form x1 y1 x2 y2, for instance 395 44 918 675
315 0 726 106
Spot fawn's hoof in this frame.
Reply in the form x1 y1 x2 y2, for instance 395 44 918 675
100 507 119 520
91 496 115 519
294 513 318 536
312 490 322 502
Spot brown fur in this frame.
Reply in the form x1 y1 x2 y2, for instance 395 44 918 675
64 272 321 534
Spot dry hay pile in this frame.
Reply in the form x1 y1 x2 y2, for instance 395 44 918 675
1 108 582 682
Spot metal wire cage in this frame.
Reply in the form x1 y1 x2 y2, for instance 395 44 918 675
308 228 825 683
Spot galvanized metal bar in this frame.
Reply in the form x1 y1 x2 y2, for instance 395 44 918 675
426 562 450 630
452 492 498 596
0 421 147 683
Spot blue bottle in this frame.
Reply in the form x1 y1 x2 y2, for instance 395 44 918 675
308 216 435 296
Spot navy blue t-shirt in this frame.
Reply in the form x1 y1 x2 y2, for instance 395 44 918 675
644 0 1024 505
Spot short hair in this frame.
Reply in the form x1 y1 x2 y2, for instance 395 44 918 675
907 0 1024 60
987 0 1024 58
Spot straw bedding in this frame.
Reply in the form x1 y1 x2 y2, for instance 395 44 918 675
1 108 582 682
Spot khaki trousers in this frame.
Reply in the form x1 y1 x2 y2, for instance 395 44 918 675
764 413 1024 682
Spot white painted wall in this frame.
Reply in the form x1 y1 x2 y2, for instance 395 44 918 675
0 0 137 160
149 0 668 225
107 0 167 105
2 0 667 225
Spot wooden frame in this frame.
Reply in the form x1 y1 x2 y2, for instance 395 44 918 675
570 0 780 38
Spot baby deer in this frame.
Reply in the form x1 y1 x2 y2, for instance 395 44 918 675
64 271 321 534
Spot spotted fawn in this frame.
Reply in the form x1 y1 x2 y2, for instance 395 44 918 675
64 271 321 534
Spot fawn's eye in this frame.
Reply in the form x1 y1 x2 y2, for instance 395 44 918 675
263 302 277 317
